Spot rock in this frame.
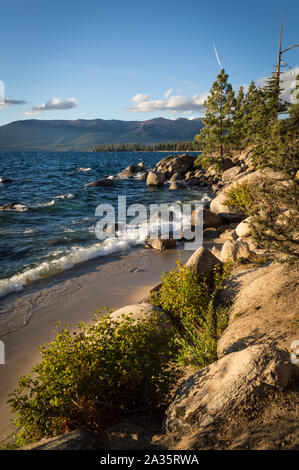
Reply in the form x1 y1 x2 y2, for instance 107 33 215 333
23 430 97 450
296 170 299 180
219 229 238 241
146 236 176 251
220 239 237 262
222 166 242 181
139 171 148 181
0 201 27 211
146 171 165 186
109 302 172 329
217 262 299 357
169 172 183 182
137 161 146 171
185 247 222 276
235 217 251 238
165 344 292 434
191 208 222 229
86 178 115 187
210 169 283 222
220 239 253 262
169 181 186 190
203 227 219 239
211 246 222 260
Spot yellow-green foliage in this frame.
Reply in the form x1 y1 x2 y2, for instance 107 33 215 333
151 260 230 368
225 182 256 214
8 314 178 446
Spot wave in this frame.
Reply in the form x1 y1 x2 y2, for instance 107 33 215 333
77 167 91 172
0 216 186 300
55 193 75 200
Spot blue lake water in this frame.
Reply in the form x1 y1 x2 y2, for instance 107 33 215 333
0 151 207 298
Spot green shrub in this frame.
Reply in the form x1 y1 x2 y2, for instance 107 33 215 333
8 313 178 446
151 260 230 367
224 182 257 214
151 260 210 325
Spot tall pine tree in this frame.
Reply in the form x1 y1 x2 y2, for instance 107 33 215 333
195 69 236 158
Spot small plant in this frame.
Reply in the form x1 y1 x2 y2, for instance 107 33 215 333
151 259 231 367
224 182 257 214
8 313 178 446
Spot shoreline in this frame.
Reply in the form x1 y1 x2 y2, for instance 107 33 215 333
0 237 223 442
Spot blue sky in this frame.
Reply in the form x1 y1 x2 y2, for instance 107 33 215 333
0 0 298 125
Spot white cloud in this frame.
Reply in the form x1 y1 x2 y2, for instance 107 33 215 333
164 88 173 99
0 98 27 109
25 97 78 116
129 92 208 114
131 93 149 104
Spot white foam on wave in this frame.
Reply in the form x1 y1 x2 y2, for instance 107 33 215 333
77 167 91 172
0 230 146 300
55 193 75 200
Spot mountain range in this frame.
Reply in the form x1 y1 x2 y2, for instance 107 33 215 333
0 117 204 151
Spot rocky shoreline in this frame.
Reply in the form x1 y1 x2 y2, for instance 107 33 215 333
8 152 299 451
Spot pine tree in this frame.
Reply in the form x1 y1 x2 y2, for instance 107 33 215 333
194 69 236 158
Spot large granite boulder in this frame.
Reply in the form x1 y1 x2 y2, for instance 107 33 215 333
109 302 173 330
210 169 285 222
185 247 222 276
146 171 165 186
165 344 292 433
222 165 242 181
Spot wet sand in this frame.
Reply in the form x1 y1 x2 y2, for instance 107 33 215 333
0 238 223 442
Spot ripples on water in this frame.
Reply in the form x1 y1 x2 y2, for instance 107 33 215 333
0 150 206 298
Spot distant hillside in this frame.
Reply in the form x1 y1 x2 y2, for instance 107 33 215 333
0 117 204 151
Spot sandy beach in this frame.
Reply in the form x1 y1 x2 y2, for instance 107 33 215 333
0 237 223 442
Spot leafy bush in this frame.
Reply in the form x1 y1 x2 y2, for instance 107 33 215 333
8 313 178 446
151 260 230 367
151 260 210 324
224 182 257 214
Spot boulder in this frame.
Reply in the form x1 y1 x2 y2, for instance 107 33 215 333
165 344 292 433
210 169 283 222
217 262 299 357
220 239 253 262
0 202 27 211
146 236 176 251
139 171 148 181
222 165 242 181
109 302 172 329
23 430 97 450
170 172 183 182
203 227 219 239
191 208 222 229
219 229 238 241
169 181 186 190
185 247 222 276
137 161 146 171
221 157 235 171
235 217 252 238
146 171 165 186
86 178 115 187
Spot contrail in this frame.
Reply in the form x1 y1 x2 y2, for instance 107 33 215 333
213 42 223 69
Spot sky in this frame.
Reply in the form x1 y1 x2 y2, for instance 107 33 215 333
0 0 298 125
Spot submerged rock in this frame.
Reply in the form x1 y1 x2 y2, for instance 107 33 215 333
85 178 115 188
